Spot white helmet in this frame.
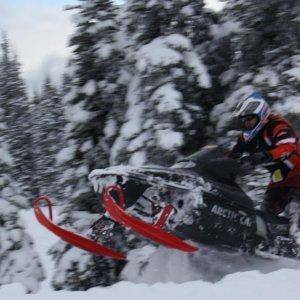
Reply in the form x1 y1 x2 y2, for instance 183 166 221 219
233 92 271 142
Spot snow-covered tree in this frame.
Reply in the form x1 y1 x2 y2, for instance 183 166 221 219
0 35 34 200
211 0 300 135
58 0 126 207
0 36 44 291
210 0 300 200
112 0 216 166
0 105 28 209
51 0 128 290
30 77 65 200
0 198 44 293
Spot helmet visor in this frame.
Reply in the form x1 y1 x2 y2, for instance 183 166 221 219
238 114 259 131
242 101 260 116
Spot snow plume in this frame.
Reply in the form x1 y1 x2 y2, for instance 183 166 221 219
123 245 300 285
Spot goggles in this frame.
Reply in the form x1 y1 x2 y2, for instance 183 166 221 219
238 114 258 130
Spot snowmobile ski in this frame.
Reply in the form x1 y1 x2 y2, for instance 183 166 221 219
103 185 198 253
34 196 125 260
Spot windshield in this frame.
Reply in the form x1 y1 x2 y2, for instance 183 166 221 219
173 145 240 186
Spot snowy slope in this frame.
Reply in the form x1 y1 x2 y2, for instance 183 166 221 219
1 268 300 300
1 208 300 299
19 208 60 292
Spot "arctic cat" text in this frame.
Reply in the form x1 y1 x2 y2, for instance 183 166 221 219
211 204 253 227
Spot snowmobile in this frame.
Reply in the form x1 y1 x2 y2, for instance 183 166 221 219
34 145 300 261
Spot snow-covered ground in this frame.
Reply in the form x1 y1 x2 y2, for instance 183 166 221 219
1 208 300 299
2 267 300 300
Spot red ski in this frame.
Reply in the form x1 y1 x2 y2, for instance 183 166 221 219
34 185 197 260
34 196 125 260
103 185 198 253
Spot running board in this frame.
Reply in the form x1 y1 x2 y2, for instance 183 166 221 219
103 185 198 253
34 196 125 260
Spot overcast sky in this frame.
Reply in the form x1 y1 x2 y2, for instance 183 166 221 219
0 0 225 93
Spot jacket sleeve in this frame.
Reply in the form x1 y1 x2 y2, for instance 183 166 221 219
268 123 298 161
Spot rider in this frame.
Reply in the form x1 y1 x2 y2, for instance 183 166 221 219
229 91 300 244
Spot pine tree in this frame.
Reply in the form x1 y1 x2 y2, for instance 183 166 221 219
210 0 300 201
0 197 45 293
0 35 34 201
0 104 28 208
0 35 44 292
30 77 65 200
111 0 215 166
58 0 126 208
51 0 128 290
212 0 300 135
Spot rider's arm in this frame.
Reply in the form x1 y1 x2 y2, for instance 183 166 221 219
268 123 298 161
228 134 246 159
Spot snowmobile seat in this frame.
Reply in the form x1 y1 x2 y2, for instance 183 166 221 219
176 145 240 186
210 180 254 209
178 145 254 209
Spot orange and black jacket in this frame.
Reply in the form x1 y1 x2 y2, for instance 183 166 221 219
230 114 300 188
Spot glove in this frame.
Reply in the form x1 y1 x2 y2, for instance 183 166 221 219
240 152 271 167
228 151 243 159
239 155 255 170
250 151 272 165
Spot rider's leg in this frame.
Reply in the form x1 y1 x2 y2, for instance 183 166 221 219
263 187 290 215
